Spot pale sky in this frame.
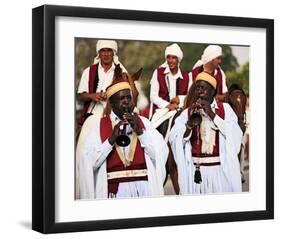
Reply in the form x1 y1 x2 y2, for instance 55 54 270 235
231 46 250 67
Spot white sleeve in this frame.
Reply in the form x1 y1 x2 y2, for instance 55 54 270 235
178 95 186 108
77 67 90 94
213 103 239 137
221 69 228 93
92 139 114 170
169 109 189 144
138 117 168 161
219 103 243 192
169 109 193 194
81 120 113 171
188 72 194 88
213 114 226 136
150 69 170 109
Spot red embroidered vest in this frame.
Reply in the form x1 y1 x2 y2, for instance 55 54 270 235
151 67 190 114
188 102 225 157
100 115 148 194
191 66 223 95
78 63 99 125
157 67 189 101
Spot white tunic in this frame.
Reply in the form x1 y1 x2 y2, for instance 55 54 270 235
169 100 243 194
78 111 168 199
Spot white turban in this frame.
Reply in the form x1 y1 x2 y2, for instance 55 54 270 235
192 45 222 69
160 43 183 68
93 40 126 72
96 40 118 54
201 45 222 64
165 43 183 62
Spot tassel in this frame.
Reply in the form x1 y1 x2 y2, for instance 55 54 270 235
194 163 202 184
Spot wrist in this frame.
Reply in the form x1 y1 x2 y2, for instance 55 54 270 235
209 112 216 120
108 137 115 145
136 128 143 136
90 94 97 102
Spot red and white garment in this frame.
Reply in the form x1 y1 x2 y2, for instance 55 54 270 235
78 111 168 199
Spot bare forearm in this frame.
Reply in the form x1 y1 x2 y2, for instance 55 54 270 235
78 92 93 102
79 92 107 103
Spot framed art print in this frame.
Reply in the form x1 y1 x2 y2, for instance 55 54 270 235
32 4 274 233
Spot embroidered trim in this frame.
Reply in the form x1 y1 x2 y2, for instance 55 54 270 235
192 156 220 164
107 169 148 180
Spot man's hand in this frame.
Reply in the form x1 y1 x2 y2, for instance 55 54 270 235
170 96 179 105
123 113 143 135
90 92 107 102
166 103 178 111
108 120 127 145
197 99 215 120
188 101 202 127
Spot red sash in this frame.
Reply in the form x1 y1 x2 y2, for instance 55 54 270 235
100 115 148 194
78 64 99 125
188 102 225 157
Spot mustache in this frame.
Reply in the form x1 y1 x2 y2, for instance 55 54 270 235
122 106 132 113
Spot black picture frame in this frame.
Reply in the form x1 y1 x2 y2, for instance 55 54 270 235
32 4 274 234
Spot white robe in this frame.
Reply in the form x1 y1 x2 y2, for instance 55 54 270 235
169 101 243 194
78 112 168 199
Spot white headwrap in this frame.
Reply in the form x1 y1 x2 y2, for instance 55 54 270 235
192 45 222 69
93 40 123 66
160 43 183 68
96 40 118 54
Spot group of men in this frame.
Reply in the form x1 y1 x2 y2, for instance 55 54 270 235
76 40 243 200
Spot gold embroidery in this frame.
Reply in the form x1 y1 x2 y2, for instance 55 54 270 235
111 121 138 167
107 169 147 180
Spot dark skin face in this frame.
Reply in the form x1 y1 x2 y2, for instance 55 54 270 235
108 89 143 145
110 89 134 118
185 80 216 136
194 80 215 103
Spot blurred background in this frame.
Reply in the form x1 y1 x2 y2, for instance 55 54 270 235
75 38 249 111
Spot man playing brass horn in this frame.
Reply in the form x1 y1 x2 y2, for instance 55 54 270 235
78 81 168 199
169 72 242 194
